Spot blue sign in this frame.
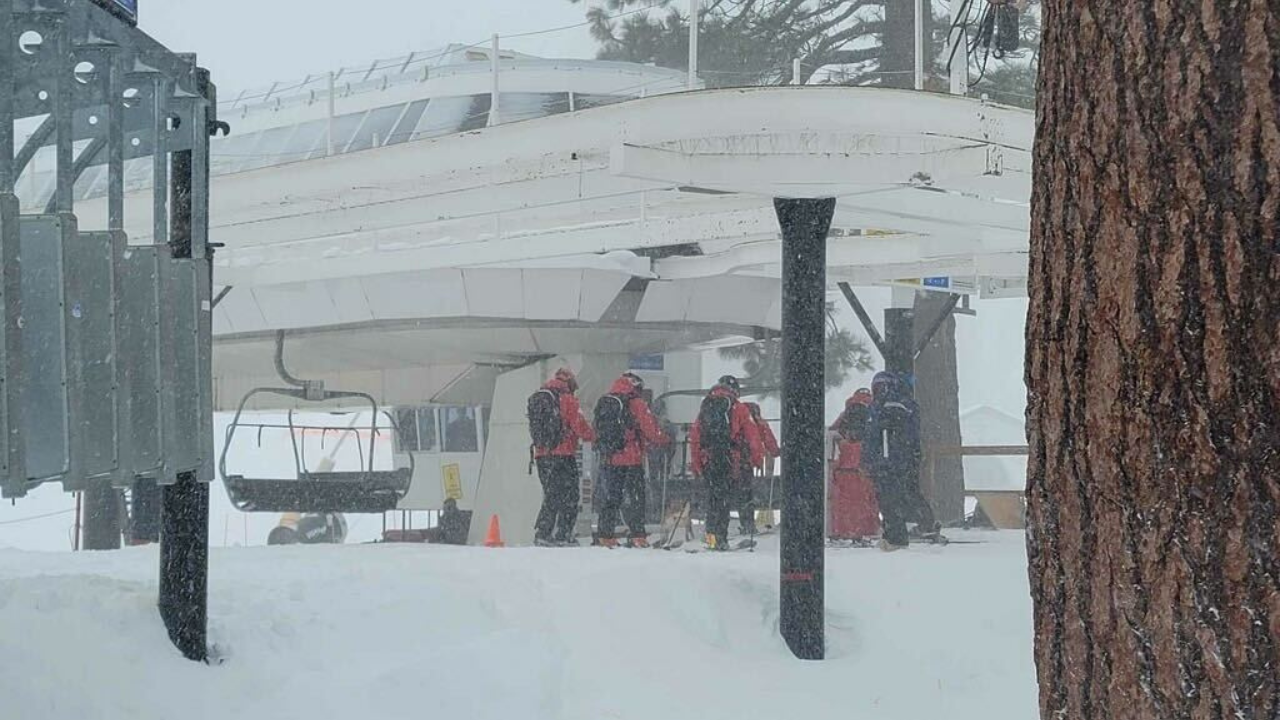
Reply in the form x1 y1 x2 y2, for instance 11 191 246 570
94 0 138 23
922 276 950 289
629 354 665 371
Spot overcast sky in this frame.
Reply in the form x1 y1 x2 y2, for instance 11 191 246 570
142 0 602 92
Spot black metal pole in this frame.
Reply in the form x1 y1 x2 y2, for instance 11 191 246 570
158 114 209 662
159 469 208 661
775 197 835 661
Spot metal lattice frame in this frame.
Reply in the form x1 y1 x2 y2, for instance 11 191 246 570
0 0 218 662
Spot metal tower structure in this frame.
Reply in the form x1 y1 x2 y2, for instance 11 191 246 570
0 0 218 661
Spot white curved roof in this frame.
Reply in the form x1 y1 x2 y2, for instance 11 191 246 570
73 83 1032 407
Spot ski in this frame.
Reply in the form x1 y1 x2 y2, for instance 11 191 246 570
684 537 755 554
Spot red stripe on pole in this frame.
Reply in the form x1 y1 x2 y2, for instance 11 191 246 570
781 572 814 582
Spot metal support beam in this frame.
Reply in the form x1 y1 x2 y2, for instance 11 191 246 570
210 285 233 309
836 282 886 356
775 196 834 661
13 116 54 178
0 4 27 493
158 88 209 663
912 292 961 359
43 136 105 214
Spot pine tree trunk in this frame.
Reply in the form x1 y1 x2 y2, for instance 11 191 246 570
913 291 964 525
1026 3 1280 720
880 0 918 89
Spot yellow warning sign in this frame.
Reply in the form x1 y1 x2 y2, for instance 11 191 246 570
442 463 463 501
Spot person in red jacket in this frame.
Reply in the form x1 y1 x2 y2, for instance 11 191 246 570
742 402 780 532
690 376 763 550
828 388 880 542
531 368 596 546
596 373 669 548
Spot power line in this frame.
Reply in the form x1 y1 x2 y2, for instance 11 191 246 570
503 2 669 40
0 508 74 527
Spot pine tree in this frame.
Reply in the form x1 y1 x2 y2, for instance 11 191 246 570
720 302 873 396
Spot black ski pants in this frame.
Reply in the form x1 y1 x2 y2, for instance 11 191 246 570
872 460 933 546
535 456 581 542
597 464 647 539
704 469 733 541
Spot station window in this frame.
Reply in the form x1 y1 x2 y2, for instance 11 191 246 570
394 408 418 452
441 407 478 453
416 408 438 452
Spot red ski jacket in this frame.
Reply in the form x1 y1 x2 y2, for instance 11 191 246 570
600 375 669 467
533 377 596 459
756 418 779 462
690 387 764 477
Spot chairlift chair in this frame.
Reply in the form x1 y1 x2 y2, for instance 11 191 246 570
218 332 414 513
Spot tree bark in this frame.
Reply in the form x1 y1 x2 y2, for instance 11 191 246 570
913 290 965 525
880 0 916 89
1026 3 1280 720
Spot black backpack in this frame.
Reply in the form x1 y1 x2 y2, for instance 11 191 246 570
593 393 632 457
835 404 870 440
527 389 563 450
698 394 734 474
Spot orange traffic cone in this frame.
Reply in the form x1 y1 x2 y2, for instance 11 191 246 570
483 514 505 548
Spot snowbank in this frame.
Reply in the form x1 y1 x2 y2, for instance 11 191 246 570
0 532 1037 720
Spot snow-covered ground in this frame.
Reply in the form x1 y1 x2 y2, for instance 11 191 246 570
0 531 1037 720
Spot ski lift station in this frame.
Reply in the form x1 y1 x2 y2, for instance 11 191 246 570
53 41 1033 547
0 0 1033 663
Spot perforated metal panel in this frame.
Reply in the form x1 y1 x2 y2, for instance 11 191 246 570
119 244 164 478
19 216 71 483
64 231 119 487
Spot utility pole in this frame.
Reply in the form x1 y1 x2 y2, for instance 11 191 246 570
488 34 502 126
949 0 969 95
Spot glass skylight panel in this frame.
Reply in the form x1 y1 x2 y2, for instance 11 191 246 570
501 93 571 123
345 104 405 153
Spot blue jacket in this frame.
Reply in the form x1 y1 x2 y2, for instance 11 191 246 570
863 372 922 478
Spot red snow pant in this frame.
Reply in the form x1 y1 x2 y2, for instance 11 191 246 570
829 441 880 538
